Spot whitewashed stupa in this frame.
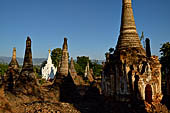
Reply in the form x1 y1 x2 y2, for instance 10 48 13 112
42 49 57 80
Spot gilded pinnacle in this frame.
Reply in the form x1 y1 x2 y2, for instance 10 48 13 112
48 49 51 54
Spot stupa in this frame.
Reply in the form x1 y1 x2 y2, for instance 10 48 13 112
42 49 57 80
102 0 162 105
4 48 20 91
84 62 94 83
59 38 69 77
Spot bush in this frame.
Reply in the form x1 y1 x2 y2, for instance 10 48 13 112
0 63 8 75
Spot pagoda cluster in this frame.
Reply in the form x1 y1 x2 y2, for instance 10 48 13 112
0 36 96 103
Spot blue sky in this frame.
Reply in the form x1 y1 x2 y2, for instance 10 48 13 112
0 0 170 60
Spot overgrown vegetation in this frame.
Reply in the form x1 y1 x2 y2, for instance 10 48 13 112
33 65 41 79
75 56 102 77
51 48 62 67
0 63 8 75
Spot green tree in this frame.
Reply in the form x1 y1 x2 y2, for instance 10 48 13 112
75 56 102 77
160 42 170 80
91 60 103 77
33 65 41 79
77 56 92 68
0 63 8 75
74 62 84 76
51 48 62 67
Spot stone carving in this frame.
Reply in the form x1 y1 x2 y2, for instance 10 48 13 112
102 0 163 107
42 49 57 80
59 38 69 76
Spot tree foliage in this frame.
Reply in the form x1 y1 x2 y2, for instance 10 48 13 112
77 56 92 70
91 60 103 77
74 62 84 76
75 56 102 77
160 42 170 79
51 48 62 67
0 63 8 75
33 65 41 78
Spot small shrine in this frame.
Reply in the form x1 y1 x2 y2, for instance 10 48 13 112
42 49 57 80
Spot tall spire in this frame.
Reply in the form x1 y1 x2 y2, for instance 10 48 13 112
59 38 69 76
116 0 145 53
48 49 51 54
21 36 33 73
69 57 77 78
70 57 76 73
63 37 68 50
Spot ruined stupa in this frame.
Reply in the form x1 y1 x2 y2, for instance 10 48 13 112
4 48 20 91
69 57 85 85
84 62 94 83
21 37 34 75
8 48 19 70
52 39 78 102
102 0 162 106
17 37 37 89
69 57 77 79
59 38 69 77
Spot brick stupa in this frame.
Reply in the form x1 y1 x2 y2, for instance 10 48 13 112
4 48 20 91
59 38 69 77
8 48 19 70
102 1 163 111
21 37 33 74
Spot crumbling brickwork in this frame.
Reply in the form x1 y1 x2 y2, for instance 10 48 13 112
102 0 163 105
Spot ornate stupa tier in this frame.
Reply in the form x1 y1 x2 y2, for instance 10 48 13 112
116 0 145 54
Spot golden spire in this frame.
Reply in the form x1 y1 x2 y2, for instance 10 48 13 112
48 49 51 54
